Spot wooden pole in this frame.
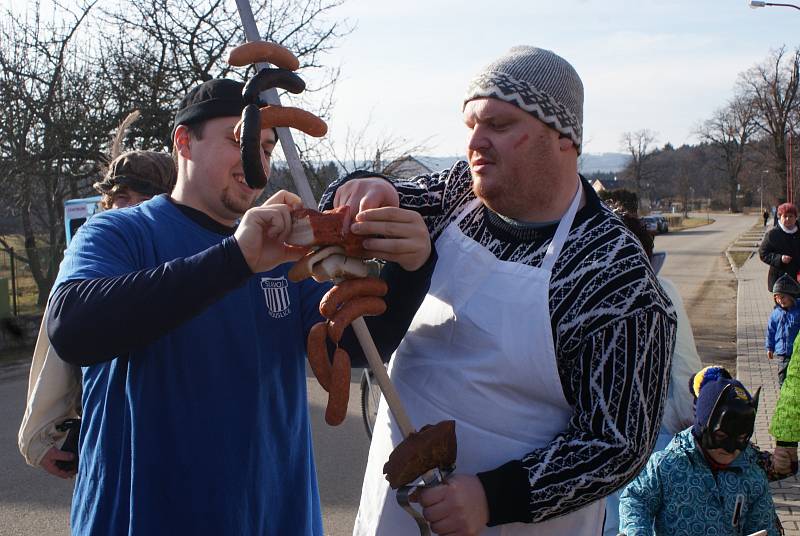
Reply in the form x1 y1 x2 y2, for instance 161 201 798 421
232 0 420 440
232 0 317 209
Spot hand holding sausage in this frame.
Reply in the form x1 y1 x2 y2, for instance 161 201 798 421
350 207 432 271
234 197 308 273
334 177 400 229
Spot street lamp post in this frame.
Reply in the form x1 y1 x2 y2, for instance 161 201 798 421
749 0 800 10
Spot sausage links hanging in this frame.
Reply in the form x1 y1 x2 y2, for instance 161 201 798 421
285 207 387 426
226 41 328 189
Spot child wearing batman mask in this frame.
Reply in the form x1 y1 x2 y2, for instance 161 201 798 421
618 375 779 535
690 366 796 482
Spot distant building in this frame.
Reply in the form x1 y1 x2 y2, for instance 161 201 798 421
382 156 432 178
587 174 635 192
382 155 461 179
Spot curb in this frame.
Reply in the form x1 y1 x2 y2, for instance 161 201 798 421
725 250 745 274
726 226 766 275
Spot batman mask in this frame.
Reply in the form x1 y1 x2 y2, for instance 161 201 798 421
698 383 760 454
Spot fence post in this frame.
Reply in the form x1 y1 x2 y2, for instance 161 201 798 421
9 247 17 316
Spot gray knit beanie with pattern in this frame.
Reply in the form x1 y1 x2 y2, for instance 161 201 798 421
464 46 584 154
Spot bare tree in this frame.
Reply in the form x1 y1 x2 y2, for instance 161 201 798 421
100 0 350 151
738 46 800 190
268 118 433 203
675 147 709 217
620 129 658 199
0 0 351 306
321 113 433 175
648 144 689 215
696 96 758 212
0 0 110 306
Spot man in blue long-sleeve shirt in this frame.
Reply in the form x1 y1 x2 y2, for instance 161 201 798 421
46 79 434 535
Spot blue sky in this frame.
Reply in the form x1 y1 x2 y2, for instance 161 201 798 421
8 0 800 158
316 0 800 157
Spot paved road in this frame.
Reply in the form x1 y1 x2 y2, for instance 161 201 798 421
0 211 759 536
657 212 758 371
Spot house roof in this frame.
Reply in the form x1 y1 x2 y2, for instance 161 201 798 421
591 179 606 192
382 155 461 178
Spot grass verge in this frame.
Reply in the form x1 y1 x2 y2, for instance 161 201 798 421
671 217 715 231
0 234 51 316
728 250 753 269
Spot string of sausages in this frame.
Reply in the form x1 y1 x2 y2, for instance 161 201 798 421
308 277 388 425
226 41 328 189
284 207 389 426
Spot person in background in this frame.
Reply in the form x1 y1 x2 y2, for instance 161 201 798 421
765 274 800 387
689 365 795 485
19 119 177 478
619 376 778 536
770 328 800 482
93 150 176 210
602 207 701 536
759 203 800 291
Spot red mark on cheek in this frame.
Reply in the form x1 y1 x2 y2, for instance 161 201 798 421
513 134 529 149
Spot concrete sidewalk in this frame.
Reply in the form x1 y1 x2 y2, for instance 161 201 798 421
736 250 800 533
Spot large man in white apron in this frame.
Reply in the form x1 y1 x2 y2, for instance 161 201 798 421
322 46 676 535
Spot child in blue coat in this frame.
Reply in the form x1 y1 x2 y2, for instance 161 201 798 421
766 273 800 386
619 377 778 536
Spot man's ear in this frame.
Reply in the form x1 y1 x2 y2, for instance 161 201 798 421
174 126 191 159
558 136 574 152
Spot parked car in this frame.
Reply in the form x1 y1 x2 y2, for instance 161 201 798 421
642 216 659 235
650 214 669 233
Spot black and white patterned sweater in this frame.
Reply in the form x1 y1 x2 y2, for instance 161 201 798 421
321 161 677 526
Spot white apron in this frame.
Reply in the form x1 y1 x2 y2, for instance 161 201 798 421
353 183 605 536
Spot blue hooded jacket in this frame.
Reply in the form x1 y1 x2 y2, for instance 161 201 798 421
765 300 800 356
619 428 778 536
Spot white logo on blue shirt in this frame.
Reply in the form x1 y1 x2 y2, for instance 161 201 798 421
260 277 291 318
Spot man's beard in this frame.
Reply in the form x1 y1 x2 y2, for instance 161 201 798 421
221 187 256 218
471 174 557 220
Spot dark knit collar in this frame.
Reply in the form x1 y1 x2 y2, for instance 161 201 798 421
166 196 237 236
483 176 599 242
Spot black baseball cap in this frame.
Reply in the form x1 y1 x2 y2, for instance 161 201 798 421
172 79 247 134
